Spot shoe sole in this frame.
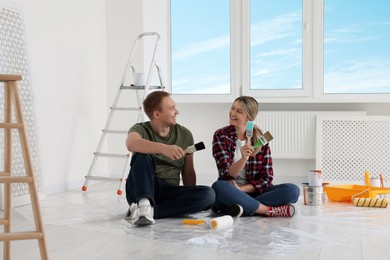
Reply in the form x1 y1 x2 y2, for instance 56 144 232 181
224 205 244 217
134 216 155 226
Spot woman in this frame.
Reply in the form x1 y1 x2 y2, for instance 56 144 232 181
212 96 300 217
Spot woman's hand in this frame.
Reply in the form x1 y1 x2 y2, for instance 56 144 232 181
240 143 254 160
230 180 255 193
229 180 242 191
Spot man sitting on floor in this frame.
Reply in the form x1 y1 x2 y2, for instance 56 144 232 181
125 91 215 226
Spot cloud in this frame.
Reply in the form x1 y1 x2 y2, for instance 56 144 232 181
172 35 229 61
251 13 301 46
172 72 230 94
256 48 299 57
172 12 301 61
325 59 390 93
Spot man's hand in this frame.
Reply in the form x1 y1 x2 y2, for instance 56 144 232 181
162 144 185 160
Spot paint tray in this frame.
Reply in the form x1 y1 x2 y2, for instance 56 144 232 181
325 184 390 202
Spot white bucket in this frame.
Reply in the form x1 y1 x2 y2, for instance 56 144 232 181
302 183 325 206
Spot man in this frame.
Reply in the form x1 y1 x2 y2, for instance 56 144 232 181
125 91 215 226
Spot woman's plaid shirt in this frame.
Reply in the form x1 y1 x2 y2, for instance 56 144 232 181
212 125 274 194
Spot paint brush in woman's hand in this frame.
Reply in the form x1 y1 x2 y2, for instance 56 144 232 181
246 121 255 144
185 142 205 154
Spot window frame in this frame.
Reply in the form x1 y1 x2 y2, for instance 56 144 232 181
242 0 312 99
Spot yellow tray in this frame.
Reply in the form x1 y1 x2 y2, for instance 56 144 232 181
325 184 390 202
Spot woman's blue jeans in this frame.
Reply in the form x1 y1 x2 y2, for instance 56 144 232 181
212 180 300 216
125 153 215 219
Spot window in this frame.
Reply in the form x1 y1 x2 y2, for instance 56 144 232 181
169 0 390 102
250 1 302 91
324 0 390 94
170 0 230 95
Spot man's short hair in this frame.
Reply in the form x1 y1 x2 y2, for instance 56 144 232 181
143 91 171 119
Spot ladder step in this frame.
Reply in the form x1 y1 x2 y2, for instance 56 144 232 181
84 176 124 181
0 231 44 241
121 84 163 90
0 123 24 129
0 176 33 184
0 218 10 225
0 171 9 176
94 152 129 158
102 129 128 134
111 106 140 111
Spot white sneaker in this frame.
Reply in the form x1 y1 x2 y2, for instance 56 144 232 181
125 203 138 220
133 204 155 226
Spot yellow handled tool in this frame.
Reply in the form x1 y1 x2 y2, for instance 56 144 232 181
182 219 205 225
353 197 388 208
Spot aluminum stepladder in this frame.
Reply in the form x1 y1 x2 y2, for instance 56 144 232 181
82 32 165 195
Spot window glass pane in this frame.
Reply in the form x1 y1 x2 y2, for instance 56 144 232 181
250 1 302 90
324 0 390 94
170 0 230 94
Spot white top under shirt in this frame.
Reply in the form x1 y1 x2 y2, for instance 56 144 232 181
234 138 248 185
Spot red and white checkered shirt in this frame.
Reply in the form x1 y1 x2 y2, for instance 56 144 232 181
212 125 274 194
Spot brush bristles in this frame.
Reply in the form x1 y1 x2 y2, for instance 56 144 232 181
263 132 273 142
194 142 205 151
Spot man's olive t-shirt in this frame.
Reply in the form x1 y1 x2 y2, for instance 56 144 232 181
129 122 194 185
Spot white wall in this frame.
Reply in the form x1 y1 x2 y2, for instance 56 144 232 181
12 0 107 194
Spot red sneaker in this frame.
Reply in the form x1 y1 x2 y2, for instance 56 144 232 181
266 204 295 217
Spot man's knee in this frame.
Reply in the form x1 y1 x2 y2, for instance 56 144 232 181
198 186 216 208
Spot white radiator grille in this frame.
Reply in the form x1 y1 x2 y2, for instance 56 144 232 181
316 116 390 183
256 111 366 159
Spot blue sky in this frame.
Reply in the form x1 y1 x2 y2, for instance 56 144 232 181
324 0 390 93
171 0 390 94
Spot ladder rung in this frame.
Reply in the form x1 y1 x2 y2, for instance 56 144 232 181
0 171 9 176
121 84 163 90
102 129 128 134
0 218 10 225
0 176 33 183
111 106 140 111
0 231 43 241
84 176 123 181
94 152 129 158
0 123 24 129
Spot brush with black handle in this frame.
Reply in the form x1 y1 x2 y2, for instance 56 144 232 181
185 142 205 154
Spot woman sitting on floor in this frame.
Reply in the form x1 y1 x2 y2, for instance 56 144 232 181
211 96 300 218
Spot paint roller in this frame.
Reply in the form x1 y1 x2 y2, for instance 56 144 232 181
352 197 388 208
209 215 234 229
351 183 388 208
182 215 234 229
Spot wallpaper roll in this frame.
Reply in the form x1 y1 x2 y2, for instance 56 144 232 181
209 215 234 229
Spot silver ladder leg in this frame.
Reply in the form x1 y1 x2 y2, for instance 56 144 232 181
82 32 165 195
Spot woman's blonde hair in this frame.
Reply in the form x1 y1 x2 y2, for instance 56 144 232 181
234 96 263 155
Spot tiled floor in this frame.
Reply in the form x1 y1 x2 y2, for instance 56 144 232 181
2 182 390 260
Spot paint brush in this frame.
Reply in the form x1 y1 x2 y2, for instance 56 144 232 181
254 131 273 148
185 142 205 154
246 121 255 144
